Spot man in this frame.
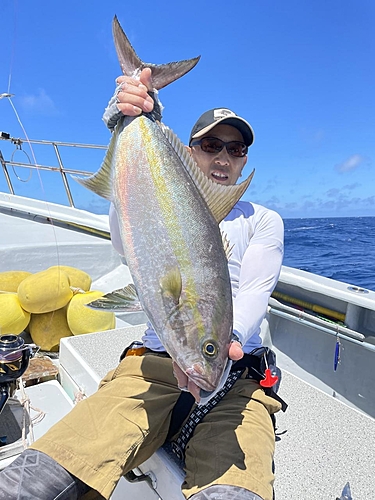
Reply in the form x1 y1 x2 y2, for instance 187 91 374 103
0 69 284 500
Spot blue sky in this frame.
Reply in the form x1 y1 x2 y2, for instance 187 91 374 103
1 0 374 219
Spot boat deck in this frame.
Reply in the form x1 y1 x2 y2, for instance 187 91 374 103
59 326 375 499
274 369 373 499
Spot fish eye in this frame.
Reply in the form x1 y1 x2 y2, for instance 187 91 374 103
202 340 218 358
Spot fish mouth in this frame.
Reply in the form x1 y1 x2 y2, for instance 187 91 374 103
185 364 219 392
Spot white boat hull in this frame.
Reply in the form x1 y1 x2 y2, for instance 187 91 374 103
0 189 374 498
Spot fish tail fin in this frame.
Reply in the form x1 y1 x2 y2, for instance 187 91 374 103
113 15 200 90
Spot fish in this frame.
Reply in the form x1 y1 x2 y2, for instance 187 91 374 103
75 16 254 393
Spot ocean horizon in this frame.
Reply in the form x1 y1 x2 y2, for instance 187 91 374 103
283 216 375 292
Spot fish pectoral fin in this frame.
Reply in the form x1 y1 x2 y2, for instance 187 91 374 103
160 267 182 306
86 283 143 312
158 123 255 223
72 125 119 201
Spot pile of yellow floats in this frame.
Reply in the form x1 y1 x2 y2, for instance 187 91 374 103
0 266 115 351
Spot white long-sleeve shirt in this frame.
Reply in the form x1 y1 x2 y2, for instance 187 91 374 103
109 200 284 354
223 201 284 351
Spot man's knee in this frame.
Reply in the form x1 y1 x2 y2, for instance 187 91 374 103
189 484 263 500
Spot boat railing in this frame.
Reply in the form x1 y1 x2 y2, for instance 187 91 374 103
0 132 107 208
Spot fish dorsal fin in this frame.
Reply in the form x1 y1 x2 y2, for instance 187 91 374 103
112 16 200 90
199 169 255 223
221 231 234 261
72 125 118 200
160 267 182 305
159 122 255 223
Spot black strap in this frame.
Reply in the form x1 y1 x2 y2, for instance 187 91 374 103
170 369 245 461
265 388 288 412
166 391 195 442
164 347 287 461
232 354 262 378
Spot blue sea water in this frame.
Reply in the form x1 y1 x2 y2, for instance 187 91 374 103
283 216 375 292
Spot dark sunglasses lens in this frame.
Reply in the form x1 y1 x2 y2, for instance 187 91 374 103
200 138 224 153
227 142 248 157
197 138 247 157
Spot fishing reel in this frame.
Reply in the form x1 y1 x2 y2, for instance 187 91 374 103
0 334 35 415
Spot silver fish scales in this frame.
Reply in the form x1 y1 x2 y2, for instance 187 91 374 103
76 16 254 393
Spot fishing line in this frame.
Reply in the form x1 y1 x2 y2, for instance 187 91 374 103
6 0 37 184
3 0 63 335
7 0 18 96
5 83 62 267
7 98 34 182
4 0 62 257
3 111 63 339
5 1 43 192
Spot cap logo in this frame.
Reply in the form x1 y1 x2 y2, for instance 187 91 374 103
213 109 236 121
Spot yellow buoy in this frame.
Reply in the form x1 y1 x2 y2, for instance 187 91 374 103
18 268 73 314
29 306 73 352
47 265 92 291
0 293 30 335
67 290 115 335
0 271 33 293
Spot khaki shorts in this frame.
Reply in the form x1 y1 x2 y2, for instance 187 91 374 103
31 351 281 500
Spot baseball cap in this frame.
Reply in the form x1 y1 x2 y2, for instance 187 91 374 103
189 108 254 147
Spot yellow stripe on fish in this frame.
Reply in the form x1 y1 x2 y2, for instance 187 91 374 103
140 119 207 340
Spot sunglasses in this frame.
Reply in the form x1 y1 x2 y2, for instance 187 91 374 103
190 137 248 158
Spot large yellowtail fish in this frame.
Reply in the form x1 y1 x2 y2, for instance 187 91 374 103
76 16 254 394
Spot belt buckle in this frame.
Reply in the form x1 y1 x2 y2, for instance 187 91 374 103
125 341 147 357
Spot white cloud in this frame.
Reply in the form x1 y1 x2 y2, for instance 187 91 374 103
299 127 325 146
20 88 58 115
335 154 367 173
